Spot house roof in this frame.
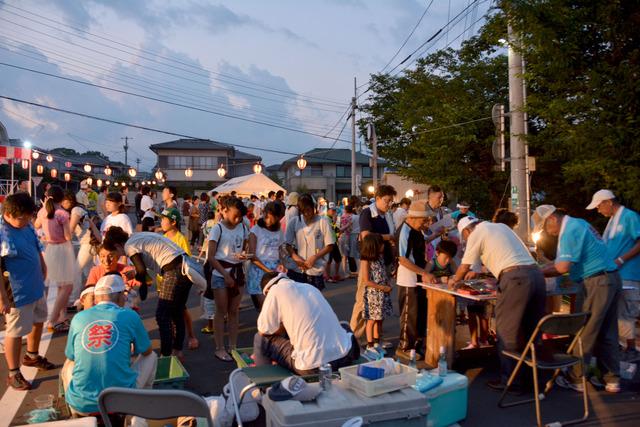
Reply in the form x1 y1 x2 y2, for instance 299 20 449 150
230 149 260 161
149 139 232 152
280 148 385 168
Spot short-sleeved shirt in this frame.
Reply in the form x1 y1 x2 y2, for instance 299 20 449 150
165 231 191 256
393 207 408 230
140 195 154 214
461 222 536 279
396 222 427 287
285 215 335 276
251 224 284 263
71 206 91 245
359 204 394 265
257 278 352 371
124 232 184 275
603 206 640 281
556 216 617 282
85 264 136 288
65 302 151 414
1 220 45 307
37 207 69 243
209 222 249 277
101 213 133 237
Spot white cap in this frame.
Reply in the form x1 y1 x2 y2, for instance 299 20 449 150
532 204 557 233
586 189 615 210
94 275 126 296
457 216 479 236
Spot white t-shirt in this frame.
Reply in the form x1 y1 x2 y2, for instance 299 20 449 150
284 215 335 276
257 278 352 371
101 212 133 236
140 195 154 213
461 222 536 278
208 222 249 277
124 232 184 274
393 207 408 231
71 206 91 244
250 224 284 263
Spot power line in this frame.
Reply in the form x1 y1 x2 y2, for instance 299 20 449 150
0 3 348 107
0 62 353 144
0 15 346 114
379 0 435 73
0 95 355 162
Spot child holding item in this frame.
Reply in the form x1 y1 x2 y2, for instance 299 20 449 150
360 233 392 357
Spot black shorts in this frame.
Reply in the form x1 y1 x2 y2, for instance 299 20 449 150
330 244 341 263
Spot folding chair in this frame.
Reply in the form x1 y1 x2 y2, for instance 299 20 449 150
498 312 591 427
98 387 214 427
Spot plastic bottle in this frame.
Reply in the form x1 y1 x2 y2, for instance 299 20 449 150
408 349 417 369
438 346 447 377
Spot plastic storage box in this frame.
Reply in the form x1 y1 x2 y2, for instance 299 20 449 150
263 380 429 427
339 358 417 397
423 371 468 427
153 356 189 389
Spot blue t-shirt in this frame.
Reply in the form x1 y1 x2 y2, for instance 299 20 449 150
65 302 151 414
556 216 617 282
451 210 476 220
1 222 45 307
604 207 640 281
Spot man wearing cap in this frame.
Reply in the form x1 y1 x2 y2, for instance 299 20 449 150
451 201 475 221
534 205 622 393
396 199 438 360
450 216 545 391
253 272 359 375
349 185 397 340
587 190 640 360
61 275 157 416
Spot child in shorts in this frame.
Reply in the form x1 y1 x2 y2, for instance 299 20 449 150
0 193 55 390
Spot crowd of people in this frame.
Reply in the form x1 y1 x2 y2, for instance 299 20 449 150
0 179 638 418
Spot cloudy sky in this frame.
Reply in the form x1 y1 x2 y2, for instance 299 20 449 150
0 0 491 170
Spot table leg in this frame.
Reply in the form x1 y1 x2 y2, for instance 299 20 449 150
426 288 456 368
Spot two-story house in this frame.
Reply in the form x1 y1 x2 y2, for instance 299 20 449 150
278 148 384 202
149 139 261 193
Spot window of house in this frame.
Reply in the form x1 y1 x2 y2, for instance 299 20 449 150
362 166 372 178
336 165 350 177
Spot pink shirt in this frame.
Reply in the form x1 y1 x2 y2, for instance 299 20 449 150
37 206 69 243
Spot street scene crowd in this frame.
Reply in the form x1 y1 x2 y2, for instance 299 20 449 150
0 179 638 425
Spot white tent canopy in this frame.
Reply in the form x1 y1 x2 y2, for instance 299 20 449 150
211 173 285 197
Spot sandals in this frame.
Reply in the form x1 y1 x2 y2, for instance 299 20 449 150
200 326 214 334
47 319 70 333
214 349 233 362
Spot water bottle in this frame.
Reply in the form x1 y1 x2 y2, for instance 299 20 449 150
438 346 447 377
408 349 417 369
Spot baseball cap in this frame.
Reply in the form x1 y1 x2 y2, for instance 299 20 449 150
268 376 322 402
80 180 89 189
586 189 615 210
532 204 557 233
160 207 181 224
94 274 126 295
457 216 479 236
328 202 336 209
407 199 429 218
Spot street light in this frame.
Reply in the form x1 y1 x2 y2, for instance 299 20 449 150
23 140 32 148
297 155 307 170
367 185 375 194
217 164 226 178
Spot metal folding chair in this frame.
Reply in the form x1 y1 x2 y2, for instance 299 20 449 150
98 387 214 427
498 312 591 427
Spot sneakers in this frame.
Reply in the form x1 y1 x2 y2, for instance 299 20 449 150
590 376 621 393
22 355 55 370
555 375 584 392
6 372 32 391
363 347 383 361
373 345 386 357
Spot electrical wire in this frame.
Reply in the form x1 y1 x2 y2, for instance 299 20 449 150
0 95 355 162
0 2 348 107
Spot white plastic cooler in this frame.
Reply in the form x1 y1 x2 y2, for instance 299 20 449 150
263 380 429 427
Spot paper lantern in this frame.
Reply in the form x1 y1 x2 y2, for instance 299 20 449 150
185 168 193 178
297 155 307 170
46 154 53 163
36 163 44 174
217 164 226 177
21 159 29 169
155 170 163 180
104 166 112 176
128 167 137 177
64 173 71 182
84 164 92 173
253 162 262 174
50 168 58 178
32 152 40 160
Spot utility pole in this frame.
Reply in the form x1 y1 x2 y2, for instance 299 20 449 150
351 77 358 196
507 24 529 241
121 136 132 166
368 123 378 190
136 158 141 171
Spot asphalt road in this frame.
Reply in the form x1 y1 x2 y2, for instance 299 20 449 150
2 277 639 426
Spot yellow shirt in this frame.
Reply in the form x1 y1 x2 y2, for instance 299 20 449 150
164 230 191 256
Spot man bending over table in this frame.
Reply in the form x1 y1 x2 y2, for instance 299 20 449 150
253 272 360 375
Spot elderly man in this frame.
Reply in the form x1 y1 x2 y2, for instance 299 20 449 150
253 272 359 375
534 205 622 393
349 184 396 340
451 216 545 391
587 190 640 360
61 275 157 415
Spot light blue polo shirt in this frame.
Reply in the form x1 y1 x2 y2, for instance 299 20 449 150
556 216 617 282
65 302 151 414
604 207 640 281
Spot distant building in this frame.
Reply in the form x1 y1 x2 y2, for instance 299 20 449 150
277 148 384 202
149 139 261 193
